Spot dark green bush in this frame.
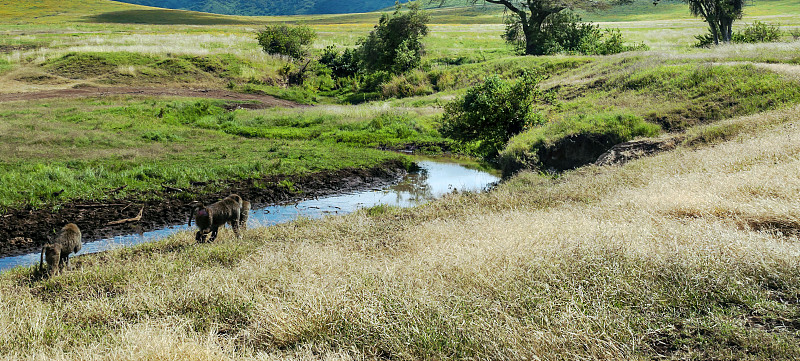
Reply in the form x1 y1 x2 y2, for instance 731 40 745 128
319 45 359 78
695 21 783 47
357 2 429 74
504 11 647 56
734 21 782 43
256 24 316 60
440 72 552 157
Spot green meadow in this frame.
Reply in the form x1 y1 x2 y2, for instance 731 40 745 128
2 0 800 359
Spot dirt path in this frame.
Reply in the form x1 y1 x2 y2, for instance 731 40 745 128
0 87 303 108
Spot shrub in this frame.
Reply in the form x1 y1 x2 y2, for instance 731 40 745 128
440 71 552 157
504 11 647 56
357 2 429 74
319 45 359 78
696 21 782 47
791 28 800 41
733 21 782 43
256 24 316 60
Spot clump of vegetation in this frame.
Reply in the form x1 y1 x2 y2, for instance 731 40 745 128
504 11 648 55
317 1 430 97
440 71 552 157
318 45 359 78
791 28 800 41
357 2 429 74
256 24 317 60
695 21 783 47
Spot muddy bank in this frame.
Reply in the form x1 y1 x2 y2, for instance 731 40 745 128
0 160 409 257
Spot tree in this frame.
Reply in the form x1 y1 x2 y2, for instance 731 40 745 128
655 0 744 45
256 24 316 60
440 72 552 157
438 0 632 55
358 2 429 73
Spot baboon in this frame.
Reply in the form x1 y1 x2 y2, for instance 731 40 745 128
240 200 251 231
188 194 242 243
39 223 82 277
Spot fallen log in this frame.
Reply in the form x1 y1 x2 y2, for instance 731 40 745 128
76 203 128 208
161 184 184 193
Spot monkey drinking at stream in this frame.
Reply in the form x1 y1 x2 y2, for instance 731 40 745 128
39 223 82 277
188 194 243 243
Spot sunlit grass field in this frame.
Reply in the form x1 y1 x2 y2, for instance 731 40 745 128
2 0 800 359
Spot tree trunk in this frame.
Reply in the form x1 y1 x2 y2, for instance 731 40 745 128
720 18 733 42
708 21 720 45
522 11 553 55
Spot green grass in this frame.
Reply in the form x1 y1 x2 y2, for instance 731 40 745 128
0 97 438 210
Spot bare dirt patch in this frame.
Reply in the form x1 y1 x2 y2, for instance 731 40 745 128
0 86 302 108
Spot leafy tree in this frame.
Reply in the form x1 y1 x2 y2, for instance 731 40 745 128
438 0 632 55
441 72 552 157
504 11 646 55
656 0 744 45
319 45 359 78
256 24 316 60
358 2 429 73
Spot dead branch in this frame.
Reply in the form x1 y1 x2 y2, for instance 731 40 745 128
76 203 128 208
106 207 144 226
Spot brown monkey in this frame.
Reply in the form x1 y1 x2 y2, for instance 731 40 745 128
39 223 82 277
239 200 251 231
188 194 242 243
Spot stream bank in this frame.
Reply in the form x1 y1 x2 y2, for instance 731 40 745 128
0 159 410 258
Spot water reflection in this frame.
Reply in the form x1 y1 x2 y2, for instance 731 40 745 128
0 160 499 272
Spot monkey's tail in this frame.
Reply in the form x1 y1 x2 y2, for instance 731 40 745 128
188 201 203 226
39 246 45 274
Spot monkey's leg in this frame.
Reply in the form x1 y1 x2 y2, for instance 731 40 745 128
231 220 241 239
209 227 219 242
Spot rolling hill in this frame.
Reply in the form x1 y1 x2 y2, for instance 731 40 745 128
112 0 400 15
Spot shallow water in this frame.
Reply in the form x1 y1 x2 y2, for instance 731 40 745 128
0 160 499 272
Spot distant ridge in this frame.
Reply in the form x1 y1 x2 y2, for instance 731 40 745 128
112 0 401 16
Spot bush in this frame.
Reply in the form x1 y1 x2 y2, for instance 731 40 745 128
319 45 359 78
791 28 800 41
357 2 429 74
440 71 552 157
256 24 316 60
504 11 647 56
734 21 782 43
695 21 782 47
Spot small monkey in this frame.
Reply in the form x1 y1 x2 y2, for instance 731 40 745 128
189 194 242 243
39 223 82 277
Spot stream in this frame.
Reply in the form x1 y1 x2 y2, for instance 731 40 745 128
0 159 499 272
